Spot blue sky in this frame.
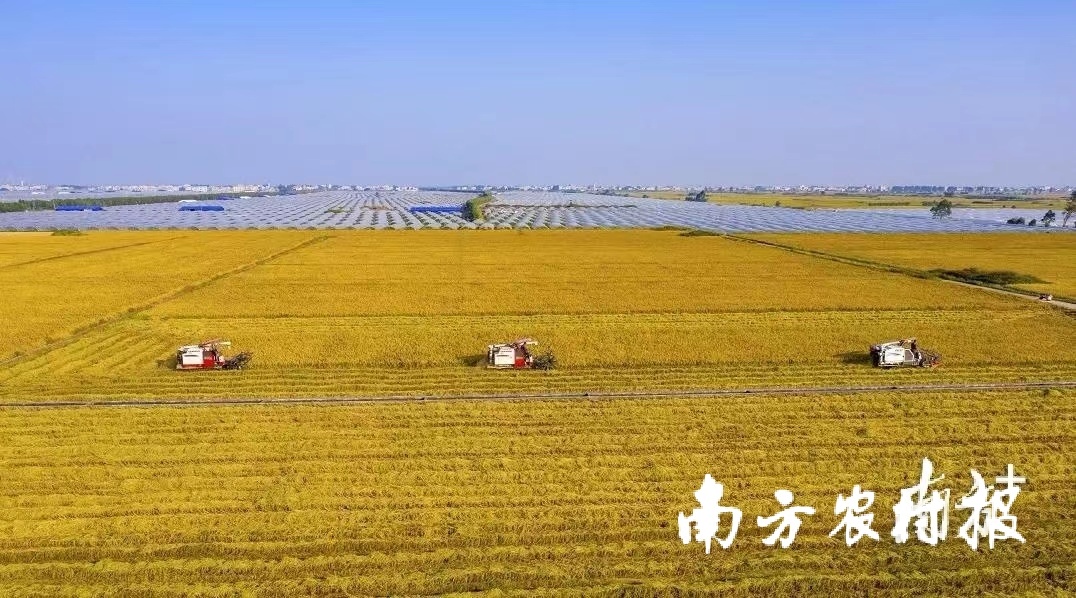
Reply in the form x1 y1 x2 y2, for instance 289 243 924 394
2 1 1074 186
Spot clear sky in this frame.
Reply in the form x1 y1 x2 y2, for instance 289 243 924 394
2 1 1074 187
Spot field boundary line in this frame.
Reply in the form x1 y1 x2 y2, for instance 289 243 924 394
3 380 1074 409
0 234 333 371
0 236 187 270
723 234 1076 310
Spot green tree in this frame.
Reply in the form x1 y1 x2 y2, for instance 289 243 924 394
1063 192 1076 228
1042 209 1056 227
930 198 953 219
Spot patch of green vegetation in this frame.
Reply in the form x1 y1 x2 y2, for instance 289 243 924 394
50 229 85 236
649 225 692 232
679 229 722 237
930 268 1046 286
0 192 274 213
463 192 493 222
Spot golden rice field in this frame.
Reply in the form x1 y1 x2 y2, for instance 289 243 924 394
749 232 1076 301
0 231 318 360
0 390 1071 596
2 230 1076 402
1 229 1073 596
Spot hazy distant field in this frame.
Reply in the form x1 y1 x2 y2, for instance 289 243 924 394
0 189 217 202
2 229 1075 402
629 191 1073 210
1 190 1066 232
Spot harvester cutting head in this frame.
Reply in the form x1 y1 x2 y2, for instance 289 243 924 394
869 338 939 368
486 338 556 370
176 339 252 371
221 352 253 370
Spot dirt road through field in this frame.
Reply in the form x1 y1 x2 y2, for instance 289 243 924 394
945 279 1076 310
3 379 1073 409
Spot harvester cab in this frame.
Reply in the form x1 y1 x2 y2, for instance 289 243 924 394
176 339 252 371
486 338 556 370
869 338 939 368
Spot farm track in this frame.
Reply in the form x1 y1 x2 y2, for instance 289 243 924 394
3 379 1075 409
946 279 1076 310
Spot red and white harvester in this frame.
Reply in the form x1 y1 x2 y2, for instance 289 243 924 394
486 338 556 370
869 338 939 368
175 339 252 371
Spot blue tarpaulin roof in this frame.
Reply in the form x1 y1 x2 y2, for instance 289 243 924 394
179 205 225 212
55 205 104 211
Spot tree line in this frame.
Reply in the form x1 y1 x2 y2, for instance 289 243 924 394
0 191 279 213
931 191 1076 228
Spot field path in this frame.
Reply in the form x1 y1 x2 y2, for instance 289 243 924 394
3 379 1074 409
946 279 1076 310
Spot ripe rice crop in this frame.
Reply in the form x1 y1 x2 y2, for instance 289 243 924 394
0 390 1070 595
1 229 1073 595
748 232 1076 300
149 230 1022 317
1 229 1075 402
0 231 316 360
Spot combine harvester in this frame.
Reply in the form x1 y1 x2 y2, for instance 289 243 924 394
870 338 939 368
176 339 252 370
487 338 556 370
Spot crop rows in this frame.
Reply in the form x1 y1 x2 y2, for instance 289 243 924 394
2 230 1074 403
7 307 1075 371
1 191 1069 232
0 229 1072 595
5 315 1076 402
0 231 316 359
147 229 1031 317
7 363 1076 404
0 390 1071 595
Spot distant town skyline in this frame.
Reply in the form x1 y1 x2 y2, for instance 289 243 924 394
3 2 1074 185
